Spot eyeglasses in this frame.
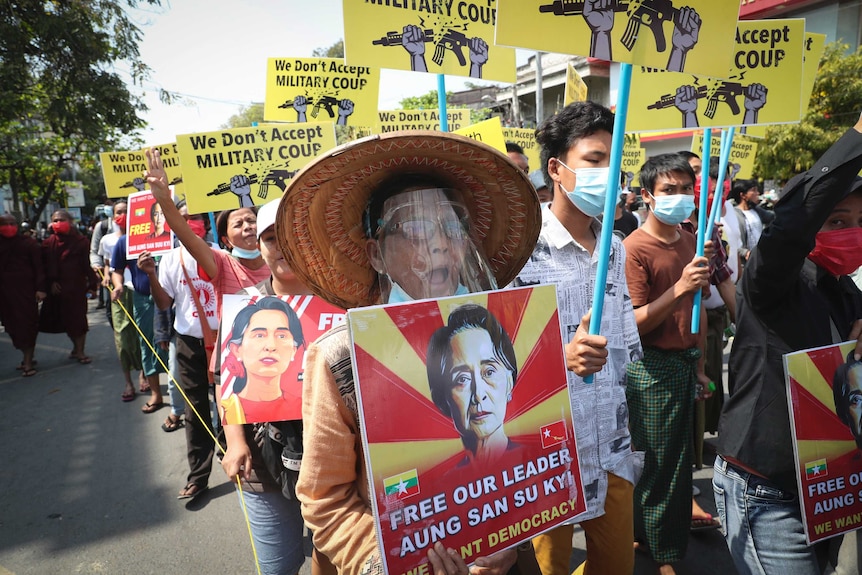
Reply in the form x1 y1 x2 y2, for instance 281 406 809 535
382 218 466 241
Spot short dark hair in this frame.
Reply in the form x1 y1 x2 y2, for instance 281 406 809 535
536 101 615 193
149 200 162 222
677 150 700 162
639 153 696 194
505 142 525 155
833 351 862 449
730 179 759 203
426 304 517 419
228 296 305 394
216 207 258 249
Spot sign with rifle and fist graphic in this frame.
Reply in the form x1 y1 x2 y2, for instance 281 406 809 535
264 57 381 127
496 0 742 78
101 143 184 199
175 123 336 214
343 0 516 82
627 19 806 132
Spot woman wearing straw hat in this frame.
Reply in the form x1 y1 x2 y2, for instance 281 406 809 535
279 131 542 575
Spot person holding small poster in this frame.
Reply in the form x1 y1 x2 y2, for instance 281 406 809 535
715 116 862 574
281 133 542 575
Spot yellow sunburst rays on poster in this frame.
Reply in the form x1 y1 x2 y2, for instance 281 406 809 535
798 440 858 466
505 389 572 438
436 293 491 328
510 288 557 366
786 351 836 411
351 306 435 402
368 439 465 480
786 347 859 463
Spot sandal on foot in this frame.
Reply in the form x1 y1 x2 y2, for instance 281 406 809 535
177 482 207 500
162 415 184 432
16 361 37 370
141 401 165 414
121 390 136 402
77 356 92 364
139 382 151 393
21 368 38 377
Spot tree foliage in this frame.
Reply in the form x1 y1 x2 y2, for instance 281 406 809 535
312 40 345 59
0 0 161 223
399 90 491 125
754 42 862 182
221 102 265 129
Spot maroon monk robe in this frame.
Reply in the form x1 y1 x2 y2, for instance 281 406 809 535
39 231 98 336
0 234 45 349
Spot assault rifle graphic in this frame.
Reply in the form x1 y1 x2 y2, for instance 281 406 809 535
278 96 339 119
207 174 260 196
539 0 678 52
373 28 471 66
207 169 298 199
647 82 747 119
372 28 435 46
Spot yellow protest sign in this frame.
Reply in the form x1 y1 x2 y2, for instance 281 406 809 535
264 58 380 127
342 0 515 82
374 108 471 133
501 127 541 174
801 32 826 115
691 132 759 180
496 0 741 78
622 133 645 187
628 19 806 132
101 150 149 198
453 117 506 154
176 123 337 214
146 142 185 199
564 63 588 106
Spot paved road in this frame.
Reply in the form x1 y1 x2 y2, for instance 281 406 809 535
0 300 737 574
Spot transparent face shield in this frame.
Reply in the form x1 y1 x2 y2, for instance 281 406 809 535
369 189 497 303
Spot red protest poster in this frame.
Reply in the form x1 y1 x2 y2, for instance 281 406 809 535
219 293 345 424
785 341 862 544
348 285 584 574
125 190 173 258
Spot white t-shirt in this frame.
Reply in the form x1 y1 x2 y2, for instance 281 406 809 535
158 246 219 338
99 232 132 286
704 200 742 310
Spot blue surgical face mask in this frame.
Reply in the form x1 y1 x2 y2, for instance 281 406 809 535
647 192 695 226
231 246 261 260
557 161 610 218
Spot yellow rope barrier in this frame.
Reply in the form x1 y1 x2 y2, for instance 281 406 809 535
100 267 262 575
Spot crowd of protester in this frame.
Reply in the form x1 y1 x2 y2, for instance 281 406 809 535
3 102 862 575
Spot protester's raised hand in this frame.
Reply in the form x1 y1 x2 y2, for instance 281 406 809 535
566 311 609 377
137 251 156 275
145 148 171 203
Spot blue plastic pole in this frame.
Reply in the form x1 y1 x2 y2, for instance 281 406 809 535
584 62 633 384
437 75 449 132
704 127 736 240
691 128 712 334
208 212 217 244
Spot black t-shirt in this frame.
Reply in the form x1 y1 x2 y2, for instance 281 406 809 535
613 210 638 237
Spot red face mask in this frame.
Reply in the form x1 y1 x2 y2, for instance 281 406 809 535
114 214 127 229
51 220 71 235
0 224 17 238
188 219 206 239
809 228 862 276
694 175 731 206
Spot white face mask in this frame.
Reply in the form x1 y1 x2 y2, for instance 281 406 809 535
556 160 612 218
647 192 696 226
